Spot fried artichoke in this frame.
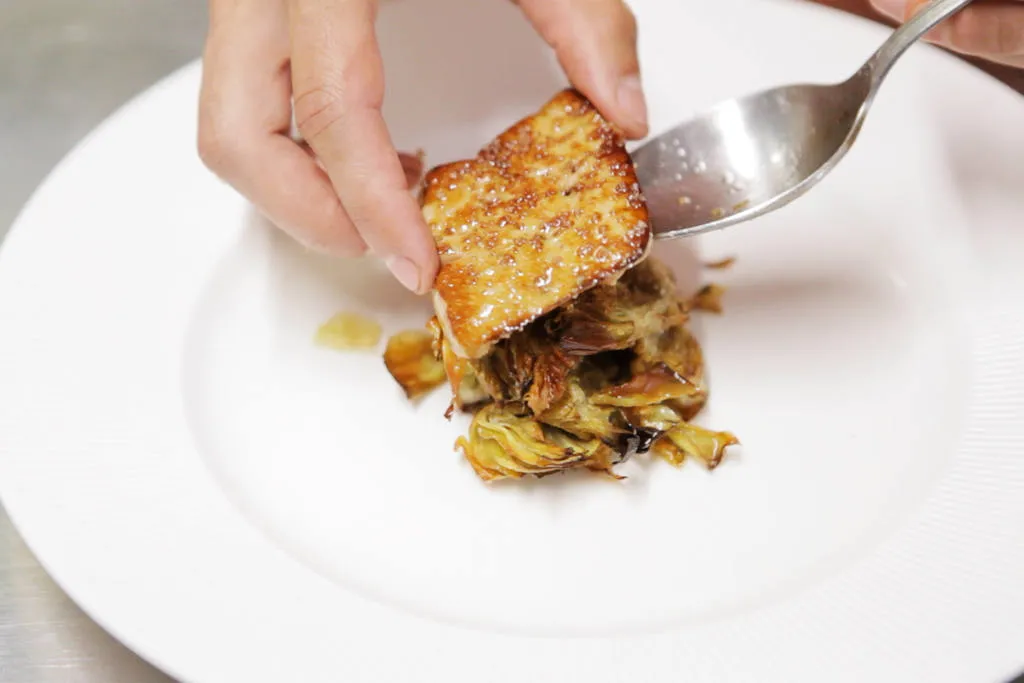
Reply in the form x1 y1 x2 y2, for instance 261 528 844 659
382 329 446 399
384 258 739 482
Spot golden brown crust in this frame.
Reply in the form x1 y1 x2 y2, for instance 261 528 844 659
382 329 447 400
421 89 651 359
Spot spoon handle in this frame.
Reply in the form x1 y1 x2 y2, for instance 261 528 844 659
863 0 974 86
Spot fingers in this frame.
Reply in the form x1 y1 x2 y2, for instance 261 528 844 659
517 0 648 139
872 0 1024 68
288 0 438 293
398 150 425 190
297 143 424 189
198 0 366 256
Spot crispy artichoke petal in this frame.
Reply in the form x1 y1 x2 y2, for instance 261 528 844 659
637 325 705 384
539 383 621 440
657 423 739 469
458 404 616 481
591 363 704 408
688 283 726 313
383 330 447 399
623 403 684 433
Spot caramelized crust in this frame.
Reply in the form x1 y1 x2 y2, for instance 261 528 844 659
421 89 651 359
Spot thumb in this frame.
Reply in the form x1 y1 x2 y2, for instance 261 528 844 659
518 0 648 139
872 0 1024 67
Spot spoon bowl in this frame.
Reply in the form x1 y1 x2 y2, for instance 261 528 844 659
633 0 972 239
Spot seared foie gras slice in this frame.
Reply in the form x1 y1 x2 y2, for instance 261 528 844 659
421 89 651 359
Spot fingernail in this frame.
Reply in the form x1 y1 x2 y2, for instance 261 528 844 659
386 255 422 293
616 74 649 137
872 0 907 20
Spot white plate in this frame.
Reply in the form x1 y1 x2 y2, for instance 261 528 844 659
2 0 1023 681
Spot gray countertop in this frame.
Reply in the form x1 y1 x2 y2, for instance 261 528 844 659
1 2 204 680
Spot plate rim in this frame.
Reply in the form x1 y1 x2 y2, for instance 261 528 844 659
2 2 1024 682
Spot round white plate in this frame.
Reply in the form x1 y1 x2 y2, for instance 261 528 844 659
2 0 1023 681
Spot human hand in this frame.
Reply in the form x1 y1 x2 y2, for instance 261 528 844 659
198 0 648 294
871 0 1024 67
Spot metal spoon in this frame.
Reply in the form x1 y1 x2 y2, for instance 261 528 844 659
633 0 973 239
